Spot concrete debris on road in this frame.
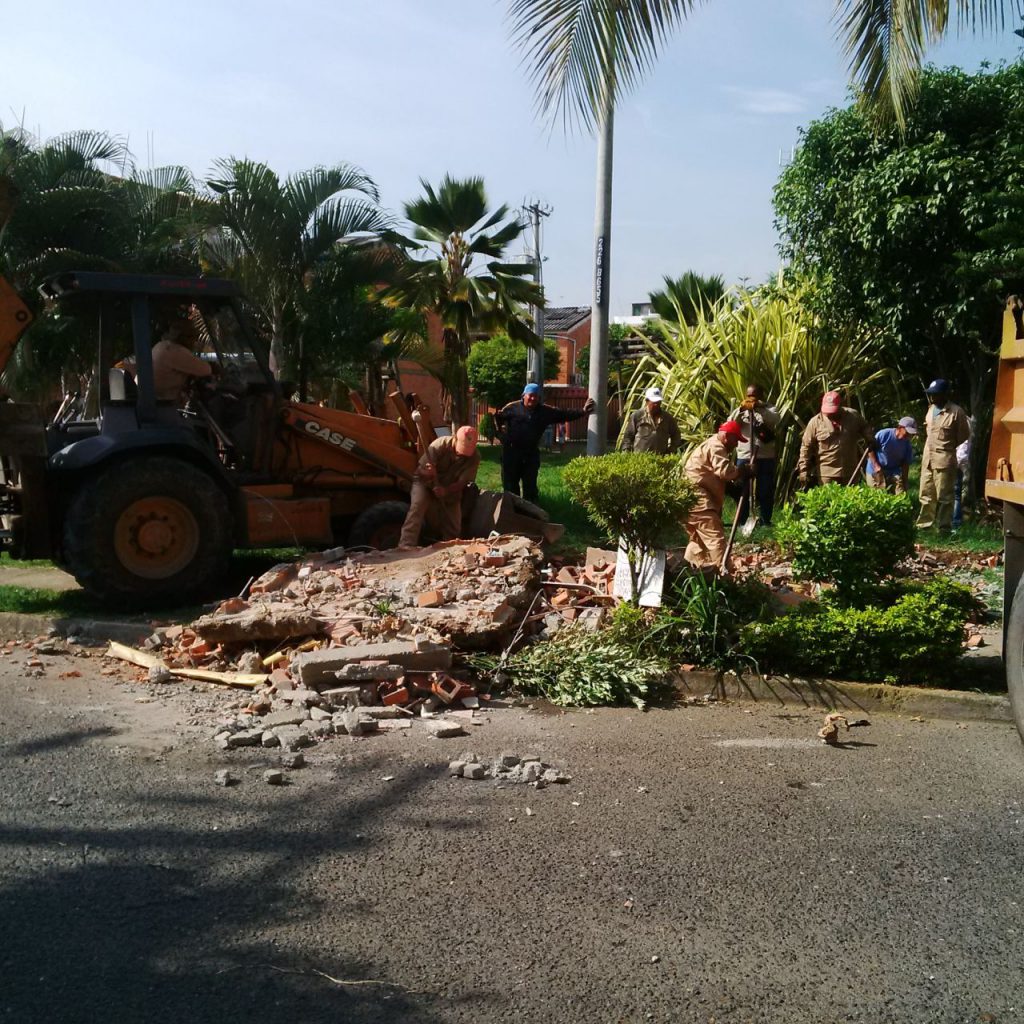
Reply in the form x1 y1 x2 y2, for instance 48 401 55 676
449 751 571 786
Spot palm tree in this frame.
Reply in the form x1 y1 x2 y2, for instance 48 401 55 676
384 174 543 427
205 158 390 377
508 0 1010 452
649 271 726 325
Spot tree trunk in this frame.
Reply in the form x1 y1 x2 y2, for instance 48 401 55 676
444 328 469 428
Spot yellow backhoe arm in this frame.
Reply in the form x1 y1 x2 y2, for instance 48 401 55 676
0 276 32 379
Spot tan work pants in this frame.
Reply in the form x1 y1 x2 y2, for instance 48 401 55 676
399 481 462 548
917 460 957 531
685 507 727 570
866 471 907 495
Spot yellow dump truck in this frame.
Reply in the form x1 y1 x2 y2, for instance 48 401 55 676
986 295 1024 738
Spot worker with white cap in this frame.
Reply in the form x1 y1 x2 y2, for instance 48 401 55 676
620 386 681 454
866 416 918 493
399 426 481 548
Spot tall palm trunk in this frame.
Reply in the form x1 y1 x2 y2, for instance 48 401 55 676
444 327 470 427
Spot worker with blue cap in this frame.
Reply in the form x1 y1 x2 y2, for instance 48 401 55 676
917 378 971 532
494 383 595 504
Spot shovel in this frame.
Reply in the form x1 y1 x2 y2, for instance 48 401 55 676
740 405 759 538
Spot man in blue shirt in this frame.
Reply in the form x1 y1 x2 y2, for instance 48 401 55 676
866 416 917 493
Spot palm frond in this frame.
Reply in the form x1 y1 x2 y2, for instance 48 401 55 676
508 0 698 131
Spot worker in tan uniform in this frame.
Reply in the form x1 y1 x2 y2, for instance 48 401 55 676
683 420 746 572
620 387 681 454
399 426 481 548
150 313 214 402
798 390 876 486
917 378 971 532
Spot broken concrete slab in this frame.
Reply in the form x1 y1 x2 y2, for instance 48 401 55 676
334 662 405 681
293 640 451 687
262 709 309 729
192 602 326 643
319 686 362 708
426 720 468 739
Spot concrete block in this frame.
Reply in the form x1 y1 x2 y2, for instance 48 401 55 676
521 762 542 784
448 760 467 776
274 725 311 750
462 762 487 780
416 590 445 608
281 752 305 769
214 769 236 787
293 640 451 687
310 706 333 721
263 769 285 786
320 686 362 708
335 661 405 681
227 728 263 748
426 720 468 739
261 730 280 748
499 752 521 768
262 708 309 729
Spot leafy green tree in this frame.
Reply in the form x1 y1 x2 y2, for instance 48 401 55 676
0 126 204 398
649 271 726 325
509 0 1008 452
467 333 560 408
384 175 542 426
773 60 1024 469
205 158 389 378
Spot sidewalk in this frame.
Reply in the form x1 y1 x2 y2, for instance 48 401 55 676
0 564 80 592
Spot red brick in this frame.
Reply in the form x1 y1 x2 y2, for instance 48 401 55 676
416 590 445 608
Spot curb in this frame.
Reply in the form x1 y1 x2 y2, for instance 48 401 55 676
0 611 1012 725
0 612 151 646
674 669 1013 725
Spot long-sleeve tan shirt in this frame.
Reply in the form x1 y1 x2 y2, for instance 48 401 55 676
922 402 971 471
151 339 213 402
416 436 481 498
684 434 741 513
799 409 874 484
621 407 682 454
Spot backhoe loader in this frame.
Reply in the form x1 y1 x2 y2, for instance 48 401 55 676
0 271 557 604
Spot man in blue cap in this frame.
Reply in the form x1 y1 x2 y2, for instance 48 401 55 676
495 383 595 503
866 416 918 493
917 379 971 532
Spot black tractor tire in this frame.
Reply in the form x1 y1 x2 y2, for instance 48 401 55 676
348 500 410 551
62 456 232 606
1004 572 1024 743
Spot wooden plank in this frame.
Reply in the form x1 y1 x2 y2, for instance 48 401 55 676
105 641 263 689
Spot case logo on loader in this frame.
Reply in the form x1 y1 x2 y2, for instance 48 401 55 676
302 418 357 452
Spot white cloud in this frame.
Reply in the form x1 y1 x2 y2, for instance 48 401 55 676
724 87 807 115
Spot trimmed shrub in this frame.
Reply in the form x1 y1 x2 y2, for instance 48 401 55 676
774 485 915 603
740 578 972 684
564 452 695 599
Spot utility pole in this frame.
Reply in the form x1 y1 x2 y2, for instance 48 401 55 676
522 200 551 385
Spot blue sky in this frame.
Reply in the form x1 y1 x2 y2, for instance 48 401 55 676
3 1 1021 314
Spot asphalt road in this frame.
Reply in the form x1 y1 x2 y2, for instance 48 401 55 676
0 649 1022 1024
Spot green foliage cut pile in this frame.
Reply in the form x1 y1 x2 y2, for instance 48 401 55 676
774 485 915 603
496 625 668 710
741 578 973 685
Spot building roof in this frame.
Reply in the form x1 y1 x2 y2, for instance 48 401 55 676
544 306 590 333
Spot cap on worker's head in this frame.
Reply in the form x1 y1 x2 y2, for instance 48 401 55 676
645 386 663 403
454 425 478 456
926 378 950 396
898 415 918 435
718 420 743 440
523 383 541 396
821 390 842 415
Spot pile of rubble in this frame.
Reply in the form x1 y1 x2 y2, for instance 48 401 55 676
108 536 549 750
449 750 571 786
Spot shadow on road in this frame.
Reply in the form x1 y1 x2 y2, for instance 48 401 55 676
0 756 460 1024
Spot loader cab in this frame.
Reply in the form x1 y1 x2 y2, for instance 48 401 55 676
39 271 279 472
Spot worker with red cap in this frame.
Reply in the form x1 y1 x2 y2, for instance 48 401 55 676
683 420 747 571
798 390 876 487
399 426 481 548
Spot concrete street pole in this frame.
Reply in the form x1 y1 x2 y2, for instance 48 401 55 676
525 201 550 385
586 89 614 456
